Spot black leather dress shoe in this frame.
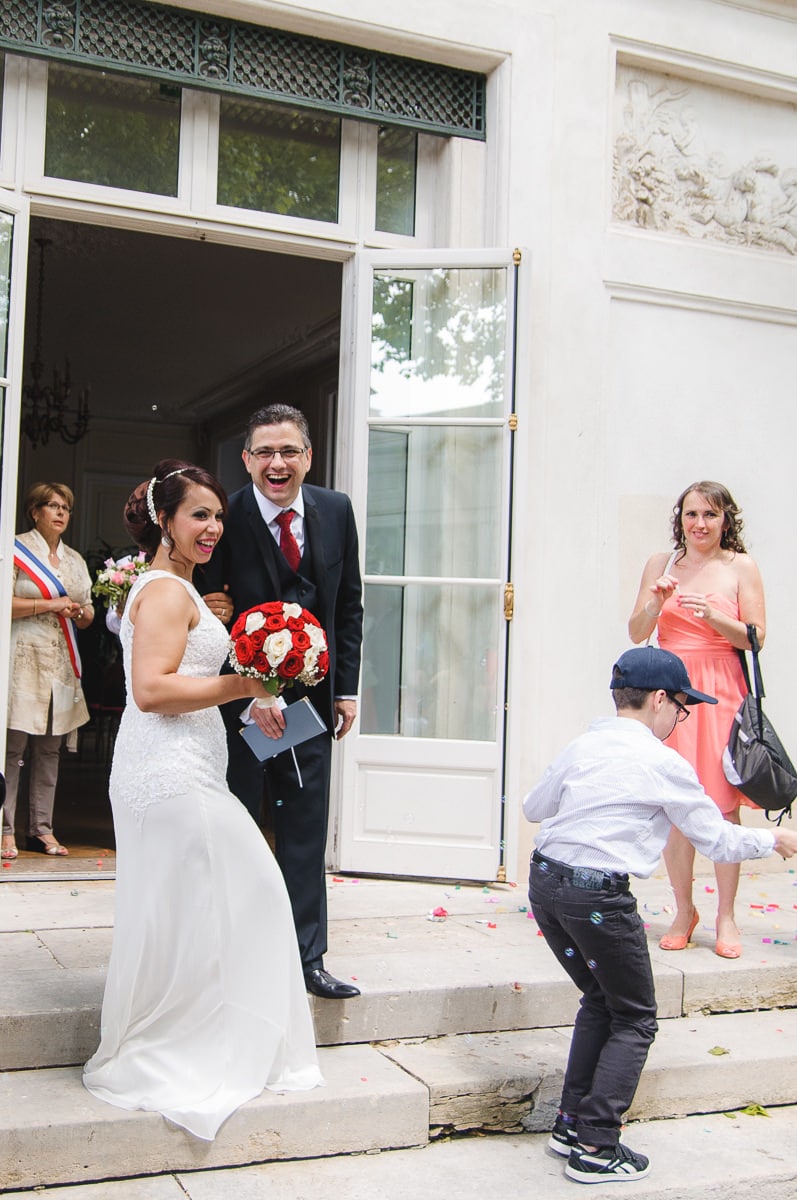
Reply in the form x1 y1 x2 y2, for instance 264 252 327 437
303 968 361 1000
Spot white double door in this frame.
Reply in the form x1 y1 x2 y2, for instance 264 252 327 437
337 249 520 882
0 206 519 882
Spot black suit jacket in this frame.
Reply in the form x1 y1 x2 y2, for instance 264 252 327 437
201 483 363 729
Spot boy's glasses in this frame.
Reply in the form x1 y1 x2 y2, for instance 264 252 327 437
666 693 690 723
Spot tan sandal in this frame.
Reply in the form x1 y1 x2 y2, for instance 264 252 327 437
26 836 68 856
1 836 18 860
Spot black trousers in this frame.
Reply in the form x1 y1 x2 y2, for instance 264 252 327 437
224 700 331 971
529 853 658 1148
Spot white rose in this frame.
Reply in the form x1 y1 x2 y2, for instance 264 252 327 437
307 624 327 650
264 630 292 665
245 611 266 633
303 646 320 672
283 602 303 619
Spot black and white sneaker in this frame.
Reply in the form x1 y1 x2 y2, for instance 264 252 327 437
548 1114 579 1157
565 1141 651 1183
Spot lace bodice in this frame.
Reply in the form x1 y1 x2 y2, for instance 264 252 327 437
110 571 232 818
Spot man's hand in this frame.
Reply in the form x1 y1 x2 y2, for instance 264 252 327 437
204 588 234 624
251 696 286 739
334 699 357 740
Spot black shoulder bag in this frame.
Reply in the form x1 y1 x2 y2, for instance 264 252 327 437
722 624 797 824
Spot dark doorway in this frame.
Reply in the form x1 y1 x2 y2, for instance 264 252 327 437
7 217 343 872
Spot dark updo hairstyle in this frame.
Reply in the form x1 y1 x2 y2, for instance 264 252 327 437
123 459 228 560
671 480 746 558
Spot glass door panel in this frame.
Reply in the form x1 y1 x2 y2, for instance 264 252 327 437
0 191 30 764
340 249 517 882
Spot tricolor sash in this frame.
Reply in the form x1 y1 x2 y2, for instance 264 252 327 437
13 538 82 679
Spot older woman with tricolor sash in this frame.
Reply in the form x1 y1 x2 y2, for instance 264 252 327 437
1 482 94 859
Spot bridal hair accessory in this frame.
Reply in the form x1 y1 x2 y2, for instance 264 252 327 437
146 469 188 526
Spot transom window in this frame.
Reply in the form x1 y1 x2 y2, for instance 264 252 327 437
44 64 181 196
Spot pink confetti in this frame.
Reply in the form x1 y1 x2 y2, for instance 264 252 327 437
432 906 448 919
487 922 496 929
704 886 715 893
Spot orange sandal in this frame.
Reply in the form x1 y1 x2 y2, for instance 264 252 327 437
659 909 699 951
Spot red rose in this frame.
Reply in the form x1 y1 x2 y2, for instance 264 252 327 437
303 610 321 627
317 650 329 677
230 615 246 639
286 616 305 632
235 635 255 666
265 614 287 631
252 651 270 674
249 628 266 650
279 650 305 679
291 630 311 651
263 601 283 615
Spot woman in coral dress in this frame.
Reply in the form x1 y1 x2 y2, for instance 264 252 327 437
83 460 322 1140
629 481 766 959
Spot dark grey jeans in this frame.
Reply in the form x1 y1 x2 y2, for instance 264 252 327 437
529 853 658 1148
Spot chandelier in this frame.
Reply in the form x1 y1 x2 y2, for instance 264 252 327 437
21 238 90 449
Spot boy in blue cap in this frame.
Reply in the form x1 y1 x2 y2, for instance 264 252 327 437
524 646 797 1184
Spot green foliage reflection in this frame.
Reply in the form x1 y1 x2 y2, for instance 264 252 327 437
218 98 340 221
45 66 180 195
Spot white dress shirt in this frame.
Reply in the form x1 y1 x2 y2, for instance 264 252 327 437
252 487 306 557
523 716 775 878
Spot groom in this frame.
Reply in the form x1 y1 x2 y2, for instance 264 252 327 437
201 404 363 1000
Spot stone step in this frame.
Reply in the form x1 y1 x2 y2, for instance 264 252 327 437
0 1044 428 1192
3 1008 796 1190
3 1109 792 1200
3 919 797 1069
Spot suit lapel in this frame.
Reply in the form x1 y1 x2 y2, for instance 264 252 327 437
303 490 330 615
242 485 282 596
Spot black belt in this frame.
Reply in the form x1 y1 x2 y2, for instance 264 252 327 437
532 850 630 893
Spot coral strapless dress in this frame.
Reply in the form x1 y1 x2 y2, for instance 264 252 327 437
657 593 748 814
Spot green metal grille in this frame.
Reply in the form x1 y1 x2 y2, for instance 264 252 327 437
0 0 486 139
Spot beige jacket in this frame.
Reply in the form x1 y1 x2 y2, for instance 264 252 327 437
8 529 91 745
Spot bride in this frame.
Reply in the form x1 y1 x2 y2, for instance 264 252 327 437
83 460 322 1140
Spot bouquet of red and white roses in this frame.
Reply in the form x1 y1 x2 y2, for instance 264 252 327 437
228 601 329 698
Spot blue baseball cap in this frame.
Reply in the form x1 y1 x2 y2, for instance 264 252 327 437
611 646 717 705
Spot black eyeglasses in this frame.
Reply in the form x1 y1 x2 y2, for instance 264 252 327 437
247 447 306 462
666 693 690 723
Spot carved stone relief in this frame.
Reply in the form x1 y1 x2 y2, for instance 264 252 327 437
613 64 797 256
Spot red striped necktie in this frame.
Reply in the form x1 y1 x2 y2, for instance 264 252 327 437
275 509 301 572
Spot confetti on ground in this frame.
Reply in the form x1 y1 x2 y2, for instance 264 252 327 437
487 922 496 929
704 886 715 893
708 1046 730 1056
386 931 398 938
512 982 523 991
740 1104 770 1117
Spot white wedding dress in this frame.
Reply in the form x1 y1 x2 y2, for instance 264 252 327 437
83 571 322 1140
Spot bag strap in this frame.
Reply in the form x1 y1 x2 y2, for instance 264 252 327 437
738 622 765 739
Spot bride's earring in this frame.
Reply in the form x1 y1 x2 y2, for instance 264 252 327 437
161 529 172 548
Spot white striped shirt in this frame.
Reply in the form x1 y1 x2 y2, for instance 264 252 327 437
523 717 775 878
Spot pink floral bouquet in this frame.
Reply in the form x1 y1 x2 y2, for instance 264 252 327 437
92 553 150 610
228 601 329 698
